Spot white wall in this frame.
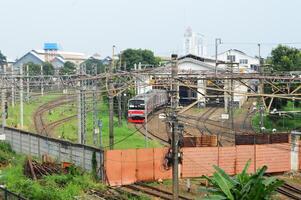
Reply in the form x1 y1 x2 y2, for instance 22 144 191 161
178 58 214 71
217 50 259 69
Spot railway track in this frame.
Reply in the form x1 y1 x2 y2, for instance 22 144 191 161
195 107 217 134
265 174 301 199
135 115 170 146
34 95 75 136
122 183 192 200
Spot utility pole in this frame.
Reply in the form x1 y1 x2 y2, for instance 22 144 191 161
11 65 15 108
40 65 44 96
92 64 98 145
230 63 234 135
171 54 179 200
134 64 137 95
117 50 123 127
215 38 221 76
144 94 148 147
258 43 265 131
259 105 264 133
98 119 103 181
2 64 7 128
109 45 115 149
118 94 122 127
20 65 24 128
123 93 127 119
26 65 30 102
258 43 263 101
77 64 86 144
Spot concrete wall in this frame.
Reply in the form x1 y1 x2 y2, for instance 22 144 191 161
0 127 103 172
217 50 259 69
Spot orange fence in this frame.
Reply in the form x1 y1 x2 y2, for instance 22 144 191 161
105 148 171 186
105 143 291 186
182 143 290 178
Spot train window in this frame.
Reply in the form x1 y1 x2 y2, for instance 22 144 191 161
129 100 145 110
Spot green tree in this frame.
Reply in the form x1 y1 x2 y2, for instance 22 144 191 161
270 45 301 71
42 62 55 75
25 62 54 76
59 61 76 75
0 51 6 67
27 62 41 76
200 160 284 200
84 58 106 74
121 48 160 71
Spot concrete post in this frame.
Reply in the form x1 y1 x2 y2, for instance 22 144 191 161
291 133 300 171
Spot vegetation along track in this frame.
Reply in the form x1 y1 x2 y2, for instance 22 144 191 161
33 95 75 136
122 183 192 200
266 174 301 199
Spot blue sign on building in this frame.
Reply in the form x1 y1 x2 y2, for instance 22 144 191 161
44 43 59 50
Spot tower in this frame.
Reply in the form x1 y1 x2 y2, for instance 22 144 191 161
44 43 58 62
183 27 206 56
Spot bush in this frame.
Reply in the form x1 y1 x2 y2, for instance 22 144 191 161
0 142 15 165
0 157 106 200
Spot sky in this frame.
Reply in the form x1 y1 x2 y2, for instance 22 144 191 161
1 0 301 60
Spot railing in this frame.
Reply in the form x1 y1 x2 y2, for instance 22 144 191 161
0 186 26 200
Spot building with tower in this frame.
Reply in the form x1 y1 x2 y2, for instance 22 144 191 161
183 27 206 56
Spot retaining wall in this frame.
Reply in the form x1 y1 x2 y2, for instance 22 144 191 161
0 127 103 172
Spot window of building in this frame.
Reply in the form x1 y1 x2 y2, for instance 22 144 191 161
239 59 248 64
227 55 235 62
250 64 258 71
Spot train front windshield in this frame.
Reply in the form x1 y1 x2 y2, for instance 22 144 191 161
129 100 145 110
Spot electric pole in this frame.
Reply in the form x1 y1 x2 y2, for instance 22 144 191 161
26 65 30 102
258 43 263 101
118 94 122 127
117 50 123 127
171 54 179 200
215 38 221 76
41 65 44 96
259 105 264 133
230 63 234 136
109 45 115 149
11 65 15 108
258 43 265 131
92 64 98 145
20 65 24 128
2 64 7 128
77 64 87 144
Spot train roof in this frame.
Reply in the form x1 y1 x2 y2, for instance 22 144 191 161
129 89 167 101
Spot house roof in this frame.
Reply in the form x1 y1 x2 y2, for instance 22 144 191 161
218 49 257 60
33 50 87 60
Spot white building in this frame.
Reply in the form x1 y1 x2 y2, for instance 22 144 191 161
217 49 259 72
13 43 87 72
183 27 206 57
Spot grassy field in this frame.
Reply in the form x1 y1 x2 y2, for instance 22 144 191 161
5 93 161 149
0 141 147 200
252 101 301 133
51 98 161 149
5 94 59 132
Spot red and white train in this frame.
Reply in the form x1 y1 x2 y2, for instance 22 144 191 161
128 90 168 123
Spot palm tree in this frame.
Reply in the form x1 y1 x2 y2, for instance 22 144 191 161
200 160 284 200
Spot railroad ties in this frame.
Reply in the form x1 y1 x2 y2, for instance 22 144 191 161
122 183 192 200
